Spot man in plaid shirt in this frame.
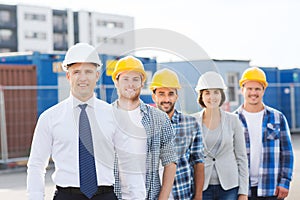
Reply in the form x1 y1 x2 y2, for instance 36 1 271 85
236 67 294 200
111 56 177 200
150 68 205 200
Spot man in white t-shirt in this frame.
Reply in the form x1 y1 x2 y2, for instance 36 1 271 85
235 67 294 200
111 56 177 200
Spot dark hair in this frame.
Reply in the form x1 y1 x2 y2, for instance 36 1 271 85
197 89 226 108
152 88 178 95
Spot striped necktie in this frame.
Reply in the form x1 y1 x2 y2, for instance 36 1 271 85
78 104 98 199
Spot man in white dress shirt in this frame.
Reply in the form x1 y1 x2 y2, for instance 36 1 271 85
27 43 118 200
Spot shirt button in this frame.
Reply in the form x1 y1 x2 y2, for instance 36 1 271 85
212 158 216 161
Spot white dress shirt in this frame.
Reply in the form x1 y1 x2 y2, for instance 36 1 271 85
27 94 116 200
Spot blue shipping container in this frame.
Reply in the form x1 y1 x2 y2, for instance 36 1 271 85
279 69 300 129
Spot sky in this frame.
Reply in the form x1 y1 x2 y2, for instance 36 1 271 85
2 0 300 68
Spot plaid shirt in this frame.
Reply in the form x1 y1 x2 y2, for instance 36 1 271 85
171 110 204 199
113 100 178 200
235 105 294 197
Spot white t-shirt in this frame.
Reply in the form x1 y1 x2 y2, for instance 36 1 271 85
113 106 147 200
243 109 264 186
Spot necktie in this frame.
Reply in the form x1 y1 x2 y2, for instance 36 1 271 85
78 104 98 199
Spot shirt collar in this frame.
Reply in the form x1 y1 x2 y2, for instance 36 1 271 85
238 103 267 114
70 93 95 109
171 109 180 124
139 100 147 114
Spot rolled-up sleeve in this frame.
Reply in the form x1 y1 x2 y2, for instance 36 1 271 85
160 115 178 166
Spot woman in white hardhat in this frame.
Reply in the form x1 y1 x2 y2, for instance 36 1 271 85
193 71 248 200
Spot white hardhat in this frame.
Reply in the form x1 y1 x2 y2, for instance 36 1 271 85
62 43 102 71
195 71 227 91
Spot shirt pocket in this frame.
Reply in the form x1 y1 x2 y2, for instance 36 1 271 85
266 123 280 140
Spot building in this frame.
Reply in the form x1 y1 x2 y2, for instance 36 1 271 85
0 4 17 52
0 3 134 55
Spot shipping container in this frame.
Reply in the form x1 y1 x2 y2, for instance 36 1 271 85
260 67 281 110
0 65 37 158
279 69 300 131
0 52 65 116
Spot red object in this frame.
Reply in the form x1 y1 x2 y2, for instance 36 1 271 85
0 64 37 158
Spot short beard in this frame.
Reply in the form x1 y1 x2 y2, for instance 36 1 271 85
158 102 175 114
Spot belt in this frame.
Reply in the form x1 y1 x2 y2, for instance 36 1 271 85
56 185 114 195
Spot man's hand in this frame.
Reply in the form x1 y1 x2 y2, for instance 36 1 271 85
193 196 202 200
275 186 289 199
238 194 247 200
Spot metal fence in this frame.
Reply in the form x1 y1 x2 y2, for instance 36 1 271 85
0 85 67 167
1 83 300 166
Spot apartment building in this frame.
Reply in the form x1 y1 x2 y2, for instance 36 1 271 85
0 3 134 55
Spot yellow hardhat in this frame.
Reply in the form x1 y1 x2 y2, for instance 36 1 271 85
149 68 181 91
111 56 147 82
239 67 268 88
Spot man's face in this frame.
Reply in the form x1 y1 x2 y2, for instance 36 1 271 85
152 87 178 115
67 63 99 102
115 71 144 101
241 81 265 106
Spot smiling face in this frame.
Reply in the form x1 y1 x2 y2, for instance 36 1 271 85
66 62 99 102
241 81 265 107
115 71 144 102
152 87 178 117
201 89 222 109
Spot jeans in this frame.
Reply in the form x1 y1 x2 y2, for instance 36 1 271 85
203 185 238 200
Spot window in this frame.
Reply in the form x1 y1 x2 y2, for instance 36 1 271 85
25 31 47 40
53 15 67 30
0 48 11 53
0 10 11 24
24 13 46 21
0 29 13 42
97 36 124 45
54 33 64 43
53 15 64 30
54 33 67 49
226 72 239 104
97 20 124 28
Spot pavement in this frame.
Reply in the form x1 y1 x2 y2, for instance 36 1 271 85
0 134 299 200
